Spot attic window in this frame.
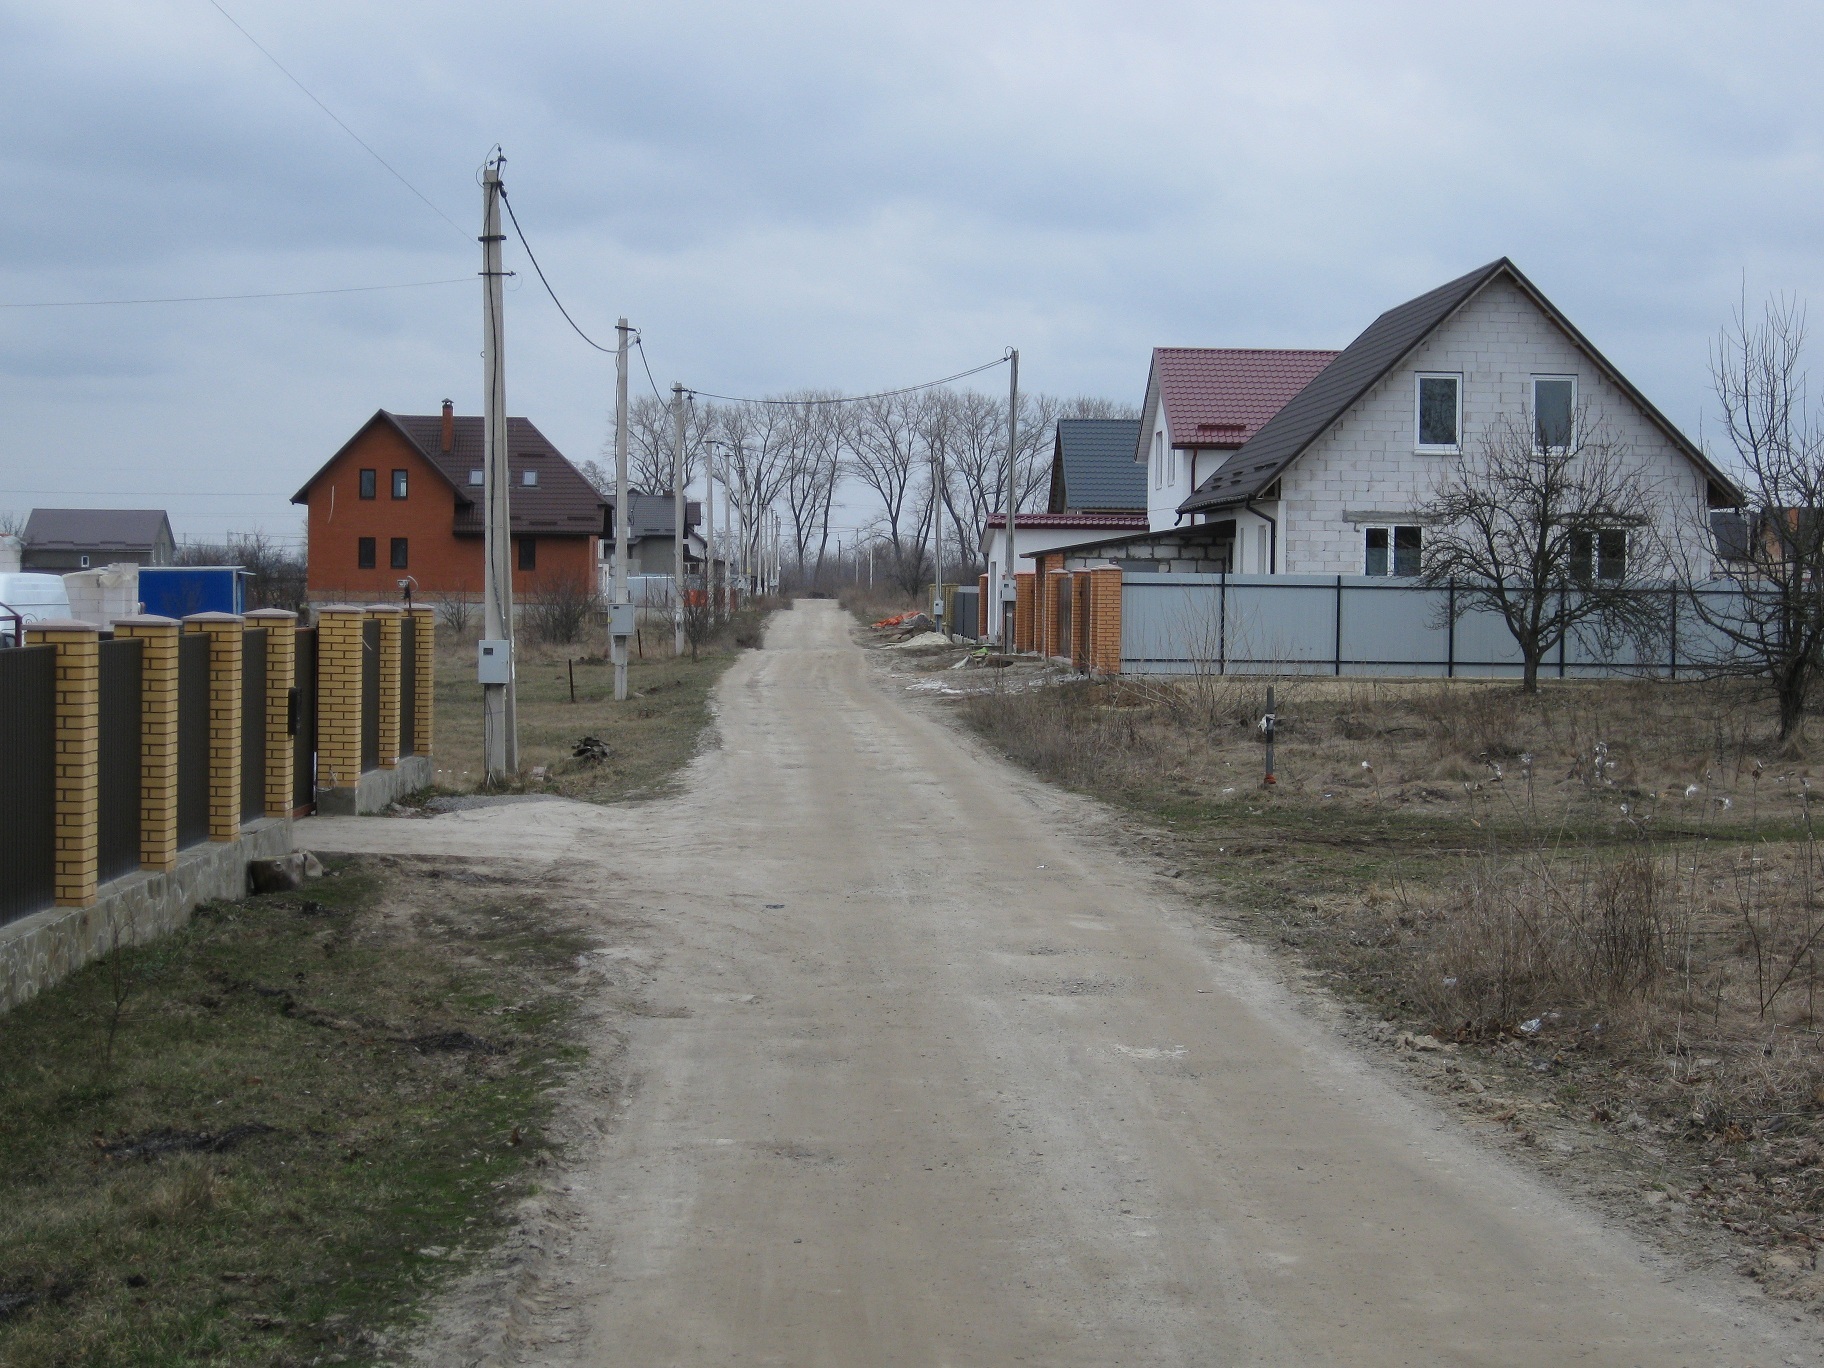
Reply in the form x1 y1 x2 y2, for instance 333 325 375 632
1416 374 1461 452
468 469 483 485
522 469 539 487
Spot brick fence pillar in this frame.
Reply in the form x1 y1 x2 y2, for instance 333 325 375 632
1014 572 1036 653
407 605 435 758
245 609 296 819
112 615 181 870
1088 564 1123 674
314 606 365 793
26 620 100 906
368 605 403 769
184 613 243 842
1072 572 1091 669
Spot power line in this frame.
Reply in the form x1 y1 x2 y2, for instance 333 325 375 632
633 334 670 405
686 352 1013 406
207 0 467 240
497 184 615 353
0 278 469 309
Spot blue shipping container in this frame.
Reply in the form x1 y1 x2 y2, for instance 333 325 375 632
138 567 247 618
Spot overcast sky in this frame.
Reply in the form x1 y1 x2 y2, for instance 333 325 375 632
3 0 1821 546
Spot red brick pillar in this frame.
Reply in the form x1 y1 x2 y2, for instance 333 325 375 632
1014 572 1036 653
977 574 988 638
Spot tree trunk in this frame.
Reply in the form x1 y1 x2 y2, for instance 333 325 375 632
1521 652 1542 694
1777 670 1807 742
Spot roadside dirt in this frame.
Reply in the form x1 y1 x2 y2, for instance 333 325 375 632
305 602 1824 1365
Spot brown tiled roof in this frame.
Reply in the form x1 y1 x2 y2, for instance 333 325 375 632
984 512 1146 529
1152 349 1340 451
293 411 607 538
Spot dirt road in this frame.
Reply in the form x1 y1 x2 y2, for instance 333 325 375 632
304 601 1817 1366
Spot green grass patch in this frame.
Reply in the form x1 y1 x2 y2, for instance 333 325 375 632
0 857 589 1366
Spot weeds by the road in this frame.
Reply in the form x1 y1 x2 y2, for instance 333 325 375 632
0 857 589 1366
957 673 1824 1298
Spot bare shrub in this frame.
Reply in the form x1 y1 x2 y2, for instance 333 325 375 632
436 593 474 637
524 575 599 645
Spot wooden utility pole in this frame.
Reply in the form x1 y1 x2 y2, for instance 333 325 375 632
479 153 517 781
672 382 687 655
1003 347 1020 648
611 318 632 700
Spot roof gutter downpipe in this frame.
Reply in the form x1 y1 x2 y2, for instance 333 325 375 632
1244 498 1277 575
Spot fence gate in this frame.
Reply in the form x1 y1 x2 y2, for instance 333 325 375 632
176 632 211 849
360 619 380 772
0 646 57 925
97 637 143 884
293 627 317 814
240 627 267 821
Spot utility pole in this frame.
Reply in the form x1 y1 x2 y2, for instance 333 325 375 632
705 440 719 616
610 318 632 700
932 435 945 635
672 382 687 655
479 152 518 782
1003 347 1020 648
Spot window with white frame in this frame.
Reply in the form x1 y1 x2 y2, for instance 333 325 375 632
1569 527 1627 581
1533 375 1576 451
1364 525 1423 576
1415 374 1461 452
1152 431 1162 489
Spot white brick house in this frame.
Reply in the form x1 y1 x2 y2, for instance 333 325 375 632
1171 259 1738 576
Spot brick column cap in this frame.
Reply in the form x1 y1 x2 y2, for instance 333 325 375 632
111 613 181 629
183 611 245 626
404 604 435 617
1088 561 1122 571
243 608 298 622
364 604 405 615
315 603 367 616
23 618 100 634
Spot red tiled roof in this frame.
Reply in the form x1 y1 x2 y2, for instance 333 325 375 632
984 512 1146 529
1155 349 1340 449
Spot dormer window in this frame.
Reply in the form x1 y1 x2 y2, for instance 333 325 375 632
1416 374 1461 452
522 469 539 487
468 469 483 485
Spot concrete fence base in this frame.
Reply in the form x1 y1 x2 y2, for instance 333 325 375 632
0 816 293 1014
314 753 434 817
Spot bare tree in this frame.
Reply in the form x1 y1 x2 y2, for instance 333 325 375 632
717 403 793 584
777 394 847 583
0 510 24 538
177 530 308 611
1417 405 1665 693
587 394 719 496
850 393 928 589
1683 295 1824 741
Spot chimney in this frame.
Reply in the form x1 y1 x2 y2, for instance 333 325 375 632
440 399 454 452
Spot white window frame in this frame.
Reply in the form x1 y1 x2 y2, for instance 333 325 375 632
1532 374 1577 453
1363 524 1424 577
1152 431 1163 489
1414 372 1463 454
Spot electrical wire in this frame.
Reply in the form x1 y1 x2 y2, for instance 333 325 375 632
498 184 615 353
0 278 469 309
685 352 1012 406
207 0 468 240
633 334 671 404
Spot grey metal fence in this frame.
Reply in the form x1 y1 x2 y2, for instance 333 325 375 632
952 587 981 641
176 633 210 848
360 619 380 772
0 646 57 924
1120 573 1744 678
97 637 143 884
240 628 267 822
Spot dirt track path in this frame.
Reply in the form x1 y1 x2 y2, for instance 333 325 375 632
302 601 1818 1366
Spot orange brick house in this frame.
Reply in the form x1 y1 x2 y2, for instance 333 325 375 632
293 402 606 603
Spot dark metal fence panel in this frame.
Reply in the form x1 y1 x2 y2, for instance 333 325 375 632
0 646 57 925
97 638 143 884
293 627 317 813
241 628 267 822
177 633 211 849
399 622 417 757
360 619 380 772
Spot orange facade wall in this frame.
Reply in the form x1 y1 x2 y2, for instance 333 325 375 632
303 424 597 600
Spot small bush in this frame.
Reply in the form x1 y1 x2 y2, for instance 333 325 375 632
524 575 599 645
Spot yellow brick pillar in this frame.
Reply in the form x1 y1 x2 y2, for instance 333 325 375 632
184 613 243 842
245 609 296 819
25 620 100 906
111 615 181 870
1088 564 1124 674
407 605 435 758
314 605 365 793
1014 572 1036 653
368 605 403 769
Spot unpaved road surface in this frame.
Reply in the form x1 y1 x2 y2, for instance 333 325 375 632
304 601 1818 1366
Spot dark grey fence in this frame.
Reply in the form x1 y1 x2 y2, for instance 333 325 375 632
953 586 981 641
0 646 57 925
293 627 317 812
176 633 211 848
360 619 380 771
1120 572 1744 678
399 621 417 757
97 638 143 884
240 628 267 822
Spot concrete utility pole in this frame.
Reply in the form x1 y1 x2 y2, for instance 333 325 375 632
932 435 945 635
1003 347 1020 648
705 440 719 615
611 318 632 700
479 153 518 782
672 382 687 655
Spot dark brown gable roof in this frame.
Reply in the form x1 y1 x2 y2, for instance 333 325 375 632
1178 258 1742 515
293 410 606 537
23 507 172 552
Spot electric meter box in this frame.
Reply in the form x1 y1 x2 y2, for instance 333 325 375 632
1000 579 1019 602
606 602 638 637
476 638 513 684
932 596 946 619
